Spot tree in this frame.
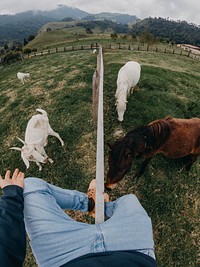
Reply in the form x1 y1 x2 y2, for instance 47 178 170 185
23 38 28 46
86 27 93 34
111 33 118 40
4 43 9 50
28 35 35 42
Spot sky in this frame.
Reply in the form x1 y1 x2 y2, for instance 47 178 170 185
0 0 199 26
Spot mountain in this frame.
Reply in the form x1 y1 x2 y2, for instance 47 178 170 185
83 12 138 24
131 17 200 46
0 5 138 44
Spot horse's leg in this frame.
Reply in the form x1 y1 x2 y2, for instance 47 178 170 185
134 157 152 178
185 154 198 170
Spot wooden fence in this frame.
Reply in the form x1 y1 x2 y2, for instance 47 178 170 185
25 43 200 61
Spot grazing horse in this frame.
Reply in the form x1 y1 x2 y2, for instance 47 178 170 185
105 116 200 190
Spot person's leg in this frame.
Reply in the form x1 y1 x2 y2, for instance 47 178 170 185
23 177 97 267
101 194 155 259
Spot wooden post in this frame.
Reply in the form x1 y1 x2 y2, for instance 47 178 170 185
95 46 104 224
92 46 105 224
92 69 99 128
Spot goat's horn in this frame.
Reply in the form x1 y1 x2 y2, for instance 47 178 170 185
17 137 25 144
10 147 22 151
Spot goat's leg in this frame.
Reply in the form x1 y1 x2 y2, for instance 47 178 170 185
48 127 64 146
134 157 152 178
40 147 53 164
36 161 42 171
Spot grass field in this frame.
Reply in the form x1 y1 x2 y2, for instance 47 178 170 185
0 39 199 266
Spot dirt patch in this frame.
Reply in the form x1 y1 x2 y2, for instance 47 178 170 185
70 82 87 90
67 68 80 79
6 90 17 101
31 86 49 97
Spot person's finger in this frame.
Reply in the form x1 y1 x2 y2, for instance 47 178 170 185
16 172 25 188
5 170 11 180
17 172 24 180
12 168 19 180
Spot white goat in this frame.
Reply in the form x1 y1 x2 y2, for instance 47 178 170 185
115 61 141 122
10 109 64 171
92 49 97 54
17 72 30 84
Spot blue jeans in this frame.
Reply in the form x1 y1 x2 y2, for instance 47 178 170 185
23 178 155 267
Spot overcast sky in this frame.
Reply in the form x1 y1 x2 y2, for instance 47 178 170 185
0 0 199 25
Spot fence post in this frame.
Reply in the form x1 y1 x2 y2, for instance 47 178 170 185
92 46 105 224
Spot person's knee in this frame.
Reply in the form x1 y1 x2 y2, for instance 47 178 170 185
120 194 138 203
118 194 147 215
24 177 47 194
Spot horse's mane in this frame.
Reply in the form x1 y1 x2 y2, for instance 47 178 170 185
126 118 172 152
109 138 128 164
146 119 172 150
110 118 172 160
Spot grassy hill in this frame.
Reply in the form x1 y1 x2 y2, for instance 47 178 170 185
0 36 199 266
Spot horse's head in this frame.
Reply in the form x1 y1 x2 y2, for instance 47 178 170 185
105 132 148 190
105 139 133 191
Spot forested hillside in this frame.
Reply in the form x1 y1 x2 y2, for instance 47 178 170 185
131 17 200 46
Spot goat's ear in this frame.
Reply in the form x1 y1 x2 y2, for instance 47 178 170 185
10 147 22 151
21 153 30 169
17 137 25 145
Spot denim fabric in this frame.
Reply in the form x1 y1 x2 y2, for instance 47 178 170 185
23 178 155 267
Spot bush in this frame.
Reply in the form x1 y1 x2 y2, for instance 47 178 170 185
23 48 32 54
2 51 22 64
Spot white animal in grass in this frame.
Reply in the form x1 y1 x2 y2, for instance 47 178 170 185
17 72 30 84
92 49 97 54
11 109 64 171
115 61 141 122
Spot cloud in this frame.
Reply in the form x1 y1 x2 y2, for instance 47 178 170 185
0 0 199 25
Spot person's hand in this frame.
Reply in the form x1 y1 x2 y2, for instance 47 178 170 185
0 169 24 189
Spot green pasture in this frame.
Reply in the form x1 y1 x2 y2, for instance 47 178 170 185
0 45 199 267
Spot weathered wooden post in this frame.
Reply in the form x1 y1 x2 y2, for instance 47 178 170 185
92 46 105 224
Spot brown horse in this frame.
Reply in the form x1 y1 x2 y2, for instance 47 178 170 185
105 116 200 190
